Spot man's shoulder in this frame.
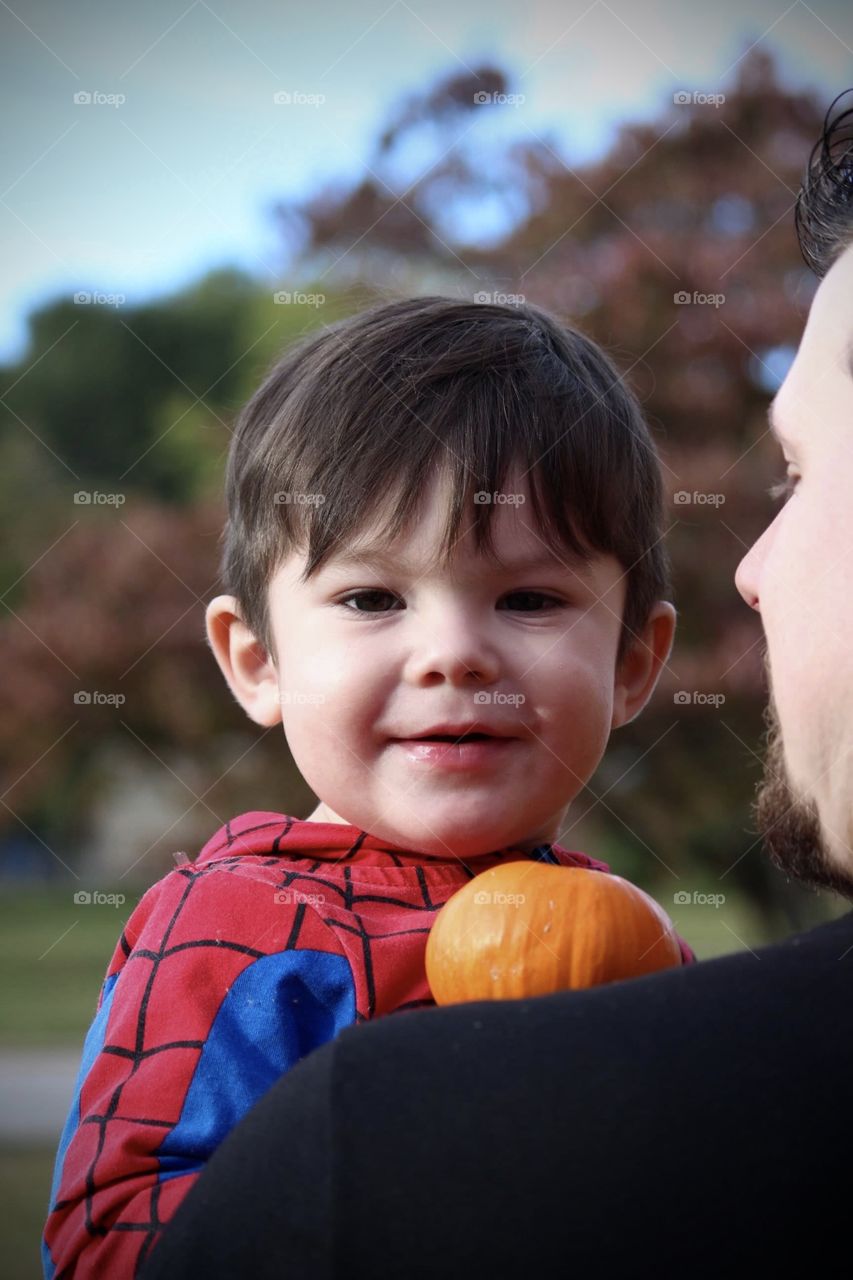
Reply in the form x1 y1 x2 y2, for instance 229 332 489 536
338 905 853 1072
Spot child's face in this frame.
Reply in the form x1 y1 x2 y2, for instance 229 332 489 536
208 466 674 858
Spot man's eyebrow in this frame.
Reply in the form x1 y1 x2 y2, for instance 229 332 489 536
326 546 595 578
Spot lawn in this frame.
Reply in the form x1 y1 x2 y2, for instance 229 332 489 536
0 884 141 1046
0 879 779 1047
1 1146 56 1280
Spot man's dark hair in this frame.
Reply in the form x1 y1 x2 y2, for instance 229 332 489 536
795 89 853 277
219 296 671 667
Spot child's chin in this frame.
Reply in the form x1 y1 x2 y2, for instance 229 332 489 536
386 812 526 859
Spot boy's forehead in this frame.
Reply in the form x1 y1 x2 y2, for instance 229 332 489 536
322 531 600 581
332 468 537 564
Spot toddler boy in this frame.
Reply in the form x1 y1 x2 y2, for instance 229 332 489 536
43 295 694 1278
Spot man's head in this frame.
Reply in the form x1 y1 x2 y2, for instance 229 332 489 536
736 91 853 898
206 296 675 857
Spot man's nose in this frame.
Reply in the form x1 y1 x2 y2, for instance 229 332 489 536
735 539 762 612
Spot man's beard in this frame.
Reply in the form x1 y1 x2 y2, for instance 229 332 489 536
754 688 853 901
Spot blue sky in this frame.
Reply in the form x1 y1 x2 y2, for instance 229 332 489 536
1 0 851 362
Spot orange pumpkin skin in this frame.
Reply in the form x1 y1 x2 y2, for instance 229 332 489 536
425 861 683 1004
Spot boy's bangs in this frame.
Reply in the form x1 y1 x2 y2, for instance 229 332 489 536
221 296 670 665
289 371 617 584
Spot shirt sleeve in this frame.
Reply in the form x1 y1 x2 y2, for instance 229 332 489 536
42 863 356 1279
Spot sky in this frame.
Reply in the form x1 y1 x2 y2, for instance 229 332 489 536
1 0 851 363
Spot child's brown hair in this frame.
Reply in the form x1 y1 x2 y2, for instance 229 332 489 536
218 295 671 665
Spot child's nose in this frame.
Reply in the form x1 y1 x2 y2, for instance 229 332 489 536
404 612 501 685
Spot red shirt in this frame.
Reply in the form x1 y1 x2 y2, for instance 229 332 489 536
43 812 695 1278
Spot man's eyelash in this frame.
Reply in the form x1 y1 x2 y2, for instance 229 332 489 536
767 472 798 503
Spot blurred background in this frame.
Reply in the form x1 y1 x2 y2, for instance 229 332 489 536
2 1 852 1272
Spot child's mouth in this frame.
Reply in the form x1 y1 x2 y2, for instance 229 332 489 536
391 733 516 770
417 733 492 742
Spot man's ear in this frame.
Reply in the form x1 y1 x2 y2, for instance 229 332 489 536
610 601 676 729
205 595 282 728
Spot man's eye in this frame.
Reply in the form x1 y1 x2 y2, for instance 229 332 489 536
767 470 799 504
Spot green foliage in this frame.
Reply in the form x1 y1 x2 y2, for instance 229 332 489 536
0 48 841 949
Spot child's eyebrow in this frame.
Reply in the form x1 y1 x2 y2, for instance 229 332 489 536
326 547 596 579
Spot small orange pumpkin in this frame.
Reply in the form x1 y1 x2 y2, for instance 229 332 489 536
425 860 683 1004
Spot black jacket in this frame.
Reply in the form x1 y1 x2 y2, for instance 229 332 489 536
141 908 853 1279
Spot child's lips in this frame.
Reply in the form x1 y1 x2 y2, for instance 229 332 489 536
389 736 519 770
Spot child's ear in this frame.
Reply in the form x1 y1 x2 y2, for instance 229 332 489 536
610 601 676 729
205 595 282 728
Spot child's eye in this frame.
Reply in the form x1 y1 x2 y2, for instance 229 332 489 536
767 469 800 504
500 591 565 611
338 590 401 613
336 589 565 614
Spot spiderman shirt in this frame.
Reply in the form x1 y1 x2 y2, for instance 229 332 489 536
42 811 696 1278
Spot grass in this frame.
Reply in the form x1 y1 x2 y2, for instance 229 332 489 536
0 881 824 1280
0 878 794 1048
0 1146 56 1279
0 885 141 1046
